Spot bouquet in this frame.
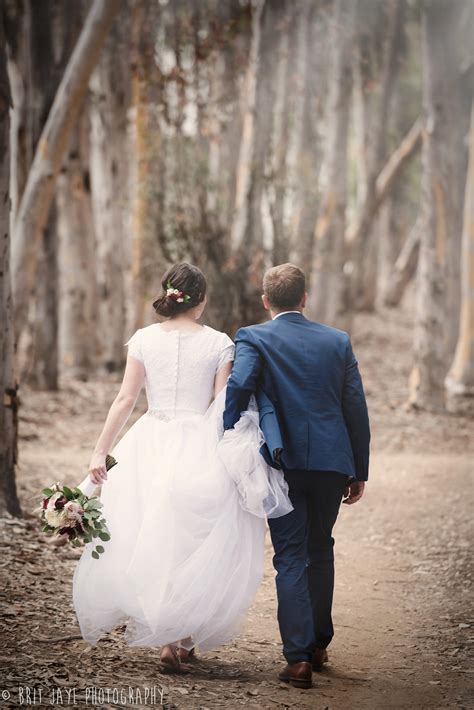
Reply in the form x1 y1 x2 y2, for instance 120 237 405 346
37 455 117 559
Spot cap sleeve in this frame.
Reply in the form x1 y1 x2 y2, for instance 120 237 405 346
216 332 235 371
124 330 143 364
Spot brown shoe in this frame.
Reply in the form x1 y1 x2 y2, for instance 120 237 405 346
176 646 195 662
278 661 313 689
312 648 329 672
160 645 180 672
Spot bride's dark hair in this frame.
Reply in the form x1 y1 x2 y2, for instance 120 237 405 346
153 263 207 318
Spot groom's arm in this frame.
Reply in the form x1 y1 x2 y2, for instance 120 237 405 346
223 328 262 430
341 336 371 481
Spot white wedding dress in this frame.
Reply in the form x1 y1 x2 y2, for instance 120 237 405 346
73 323 292 651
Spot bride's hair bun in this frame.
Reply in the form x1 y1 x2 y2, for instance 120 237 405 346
153 263 207 318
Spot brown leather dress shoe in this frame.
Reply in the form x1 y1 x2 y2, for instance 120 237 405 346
278 661 313 689
312 648 329 672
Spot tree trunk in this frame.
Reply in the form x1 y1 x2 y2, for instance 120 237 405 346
0 10 21 516
376 82 410 308
283 1 311 260
350 0 405 309
383 217 421 307
445 102 474 413
290 0 328 271
205 48 225 221
32 203 59 389
409 0 471 411
57 109 98 379
219 19 250 236
6 37 27 220
349 117 422 312
229 0 265 253
90 24 129 371
246 0 279 254
24 0 81 389
308 0 354 330
267 1 292 264
11 0 120 338
129 0 165 333
212 0 267 330
375 198 398 308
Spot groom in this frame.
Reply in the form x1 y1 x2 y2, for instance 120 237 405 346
223 263 370 689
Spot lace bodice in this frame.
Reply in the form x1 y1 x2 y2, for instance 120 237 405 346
125 323 234 415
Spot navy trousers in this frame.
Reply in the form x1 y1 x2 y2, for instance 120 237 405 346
268 469 348 664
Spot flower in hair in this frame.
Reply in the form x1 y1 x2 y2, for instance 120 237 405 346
166 282 191 304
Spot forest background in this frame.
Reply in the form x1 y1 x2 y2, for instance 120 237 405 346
0 2 473 707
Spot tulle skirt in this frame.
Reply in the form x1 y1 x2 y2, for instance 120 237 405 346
73 391 291 651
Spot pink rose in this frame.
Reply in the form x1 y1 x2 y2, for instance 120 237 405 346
63 500 84 526
64 500 83 514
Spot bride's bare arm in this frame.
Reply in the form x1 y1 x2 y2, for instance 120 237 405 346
214 362 232 398
89 356 145 484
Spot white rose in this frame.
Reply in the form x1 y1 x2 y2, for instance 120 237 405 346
45 508 67 528
47 492 62 511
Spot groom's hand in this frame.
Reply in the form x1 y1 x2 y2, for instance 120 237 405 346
343 480 365 505
273 448 283 469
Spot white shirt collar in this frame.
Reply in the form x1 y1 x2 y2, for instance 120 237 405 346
272 310 302 320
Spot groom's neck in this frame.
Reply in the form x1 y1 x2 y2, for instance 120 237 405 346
270 307 303 319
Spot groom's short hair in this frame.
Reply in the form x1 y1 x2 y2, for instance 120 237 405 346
263 263 306 309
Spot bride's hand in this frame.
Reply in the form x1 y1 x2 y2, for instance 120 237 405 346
88 453 108 485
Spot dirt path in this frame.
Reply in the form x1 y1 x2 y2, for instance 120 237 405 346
1 306 473 709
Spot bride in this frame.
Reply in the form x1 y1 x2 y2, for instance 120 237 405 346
73 262 292 669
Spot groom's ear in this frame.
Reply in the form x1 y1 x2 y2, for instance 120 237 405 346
262 294 271 311
301 292 308 309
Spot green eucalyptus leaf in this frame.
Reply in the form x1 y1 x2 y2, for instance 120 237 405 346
62 486 74 500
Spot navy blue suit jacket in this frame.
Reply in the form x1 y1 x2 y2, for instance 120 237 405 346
223 312 370 481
